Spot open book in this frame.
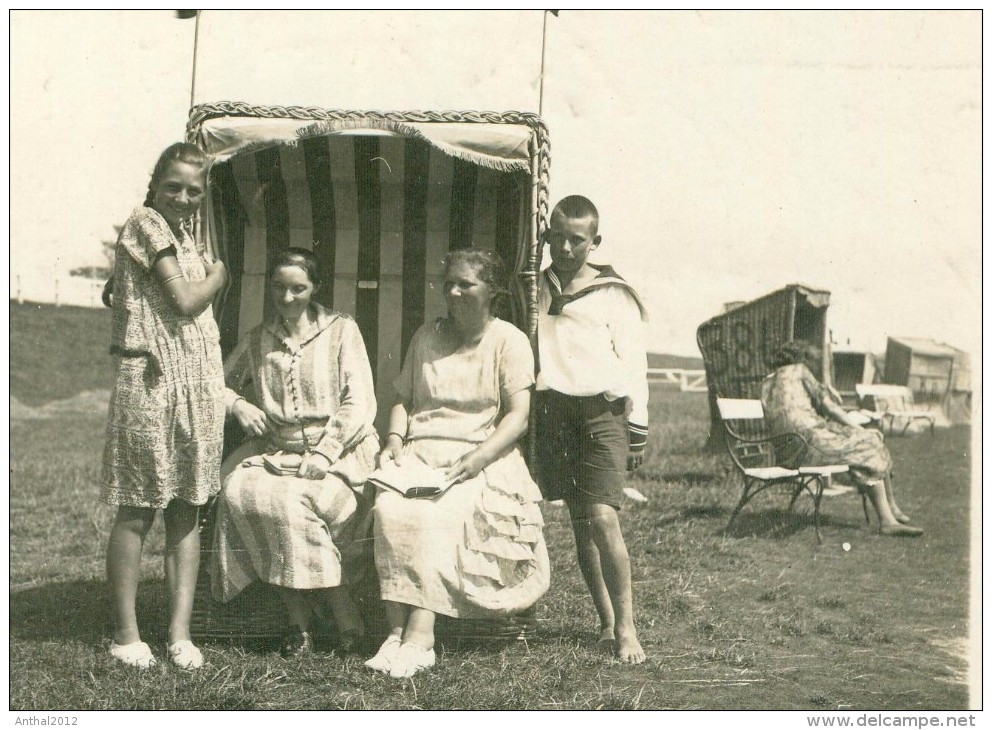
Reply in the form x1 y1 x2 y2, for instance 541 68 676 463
368 460 457 499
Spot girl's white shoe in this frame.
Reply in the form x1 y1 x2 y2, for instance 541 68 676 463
388 642 436 678
167 640 204 670
364 634 402 673
109 641 157 669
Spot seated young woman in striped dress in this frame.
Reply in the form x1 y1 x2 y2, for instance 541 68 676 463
210 248 380 656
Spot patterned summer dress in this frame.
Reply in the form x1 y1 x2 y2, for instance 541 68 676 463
210 306 379 602
101 206 225 508
760 363 892 486
373 318 550 619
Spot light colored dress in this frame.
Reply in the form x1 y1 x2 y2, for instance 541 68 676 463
760 363 892 485
210 305 379 602
101 206 225 509
373 318 550 619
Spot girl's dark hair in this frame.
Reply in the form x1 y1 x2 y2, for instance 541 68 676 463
267 247 323 289
143 142 209 207
444 247 511 318
769 340 822 370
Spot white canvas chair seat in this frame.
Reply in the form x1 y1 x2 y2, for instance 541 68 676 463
744 466 800 479
717 398 869 543
855 384 936 436
798 465 850 476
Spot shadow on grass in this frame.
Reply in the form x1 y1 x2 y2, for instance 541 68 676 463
721 508 829 540
654 504 728 527
657 470 721 486
10 578 168 644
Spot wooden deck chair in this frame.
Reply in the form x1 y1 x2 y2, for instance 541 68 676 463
855 384 936 436
716 398 860 543
187 103 550 644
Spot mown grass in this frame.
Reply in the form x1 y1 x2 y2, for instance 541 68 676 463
9 305 973 710
9 302 114 406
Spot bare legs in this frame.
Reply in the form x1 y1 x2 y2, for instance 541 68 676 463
107 506 156 645
883 476 912 524
567 501 645 664
164 500 200 645
864 479 922 537
107 500 202 647
364 601 437 677
384 600 436 650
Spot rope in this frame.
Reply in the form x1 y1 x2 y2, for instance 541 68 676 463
186 101 549 141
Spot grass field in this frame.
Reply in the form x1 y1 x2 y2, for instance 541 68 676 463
9 303 975 710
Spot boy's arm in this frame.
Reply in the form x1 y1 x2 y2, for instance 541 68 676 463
611 289 650 470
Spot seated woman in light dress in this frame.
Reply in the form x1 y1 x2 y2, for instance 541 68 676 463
760 341 922 538
366 248 551 678
211 248 379 656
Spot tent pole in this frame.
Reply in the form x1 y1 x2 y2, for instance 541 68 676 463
189 11 201 110
538 10 549 116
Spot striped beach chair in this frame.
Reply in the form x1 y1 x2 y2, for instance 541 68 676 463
188 102 550 644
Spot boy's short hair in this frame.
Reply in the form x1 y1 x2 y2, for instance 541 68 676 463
552 195 599 231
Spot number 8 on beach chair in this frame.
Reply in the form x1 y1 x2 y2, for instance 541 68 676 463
716 398 859 543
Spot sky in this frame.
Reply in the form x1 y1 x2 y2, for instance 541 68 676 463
8 9 982 359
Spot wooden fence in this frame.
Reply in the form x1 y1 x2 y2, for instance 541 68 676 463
647 368 707 392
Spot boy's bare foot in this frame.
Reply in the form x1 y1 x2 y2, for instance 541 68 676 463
615 630 646 664
596 628 617 655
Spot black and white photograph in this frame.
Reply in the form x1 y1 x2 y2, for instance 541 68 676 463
8 9 981 717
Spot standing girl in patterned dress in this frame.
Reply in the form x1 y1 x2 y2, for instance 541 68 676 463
101 143 227 669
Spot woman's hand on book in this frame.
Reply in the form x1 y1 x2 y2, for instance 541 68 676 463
446 449 486 484
377 442 404 468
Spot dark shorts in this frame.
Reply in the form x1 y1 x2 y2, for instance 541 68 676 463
534 390 628 510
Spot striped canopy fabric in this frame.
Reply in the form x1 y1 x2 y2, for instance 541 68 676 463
189 104 550 429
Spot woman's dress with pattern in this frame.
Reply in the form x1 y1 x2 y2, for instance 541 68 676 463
760 363 892 485
373 318 550 619
211 306 379 602
101 206 225 508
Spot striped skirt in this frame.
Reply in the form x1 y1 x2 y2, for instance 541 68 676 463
210 442 366 603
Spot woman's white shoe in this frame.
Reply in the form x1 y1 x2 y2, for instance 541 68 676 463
363 634 402 673
109 641 157 669
167 640 204 670
388 642 436 678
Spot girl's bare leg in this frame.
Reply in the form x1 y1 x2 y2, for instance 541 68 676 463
107 506 156 645
163 499 200 645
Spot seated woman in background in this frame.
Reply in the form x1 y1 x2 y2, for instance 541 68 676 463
760 341 922 538
367 248 551 679
211 248 379 656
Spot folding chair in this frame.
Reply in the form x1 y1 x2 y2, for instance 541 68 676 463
716 398 860 543
855 384 936 436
